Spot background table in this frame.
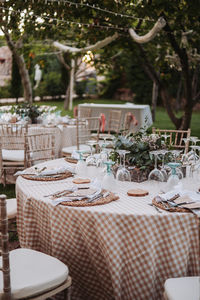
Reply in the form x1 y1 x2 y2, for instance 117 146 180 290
16 159 200 300
78 103 153 132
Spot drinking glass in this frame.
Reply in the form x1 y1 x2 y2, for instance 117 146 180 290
148 151 164 182
161 133 170 146
75 150 87 177
166 162 181 190
157 149 168 181
102 160 116 191
116 150 131 181
86 140 98 166
170 150 183 179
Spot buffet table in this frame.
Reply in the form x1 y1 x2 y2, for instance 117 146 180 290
78 103 153 131
16 159 200 300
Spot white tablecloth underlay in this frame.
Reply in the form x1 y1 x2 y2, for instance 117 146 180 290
78 103 153 131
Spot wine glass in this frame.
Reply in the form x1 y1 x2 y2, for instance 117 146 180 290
157 149 168 181
148 150 164 182
170 150 183 179
166 162 181 190
75 150 87 177
102 160 116 191
86 140 98 166
116 150 131 181
161 133 170 146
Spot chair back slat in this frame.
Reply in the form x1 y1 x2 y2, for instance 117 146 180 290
152 128 191 153
0 123 28 150
76 117 101 149
0 194 11 298
78 108 92 118
108 110 122 134
26 133 55 166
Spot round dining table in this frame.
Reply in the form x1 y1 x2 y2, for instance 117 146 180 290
16 158 200 300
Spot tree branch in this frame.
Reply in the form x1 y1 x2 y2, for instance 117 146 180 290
56 53 70 71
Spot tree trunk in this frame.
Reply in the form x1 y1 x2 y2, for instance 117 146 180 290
14 54 32 104
64 84 70 110
3 29 32 104
151 80 159 122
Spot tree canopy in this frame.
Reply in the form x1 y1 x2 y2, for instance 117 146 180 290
0 0 200 129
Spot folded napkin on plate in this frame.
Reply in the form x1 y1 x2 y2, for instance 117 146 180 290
160 187 200 203
52 187 101 206
39 166 75 176
15 165 75 176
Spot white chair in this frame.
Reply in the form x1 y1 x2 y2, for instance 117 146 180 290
0 194 72 299
62 117 101 156
164 276 200 300
0 124 28 185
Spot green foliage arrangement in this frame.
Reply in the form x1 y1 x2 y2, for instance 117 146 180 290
112 132 163 171
12 103 41 123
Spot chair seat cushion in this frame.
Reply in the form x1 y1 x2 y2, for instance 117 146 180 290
62 144 93 154
164 276 200 300
2 149 24 162
0 248 69 299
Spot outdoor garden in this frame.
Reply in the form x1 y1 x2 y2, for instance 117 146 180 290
0 1 200 299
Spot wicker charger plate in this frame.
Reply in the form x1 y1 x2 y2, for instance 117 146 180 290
22 172 73 181
60 190 119 207
65 157 78 164
152 196 188 213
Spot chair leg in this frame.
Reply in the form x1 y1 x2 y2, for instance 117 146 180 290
64 286 72 300
3 169 6 187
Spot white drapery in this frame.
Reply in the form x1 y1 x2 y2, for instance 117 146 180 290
53 32 118 53
129 17 166 44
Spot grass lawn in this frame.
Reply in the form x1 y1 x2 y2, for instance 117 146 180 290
0 98 200 197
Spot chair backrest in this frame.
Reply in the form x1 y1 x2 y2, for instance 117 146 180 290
0 123 28 150
152 127 191 153
78 107 92 118
0 194 11 298
26 133 55 166
76 117 101 149
108 110 122 134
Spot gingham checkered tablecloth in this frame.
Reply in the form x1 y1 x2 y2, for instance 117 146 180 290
16 159 200 300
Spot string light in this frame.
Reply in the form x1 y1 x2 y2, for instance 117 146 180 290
0 6 129 32
43 0 155 22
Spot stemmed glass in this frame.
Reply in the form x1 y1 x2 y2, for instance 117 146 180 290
170 150 183 179
86 140 98 166
116 150 131 181
157 149 168 181
162 133 170 145
166 162 181 190
148 150 164 182
102 160 116 191
75 150 87 177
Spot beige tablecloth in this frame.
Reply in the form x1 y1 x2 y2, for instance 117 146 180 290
16 159 200 300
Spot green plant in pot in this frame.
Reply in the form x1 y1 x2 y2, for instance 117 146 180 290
111 131 164 182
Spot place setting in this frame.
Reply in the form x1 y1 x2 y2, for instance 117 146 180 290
44 178 119 207
14 165 75 181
